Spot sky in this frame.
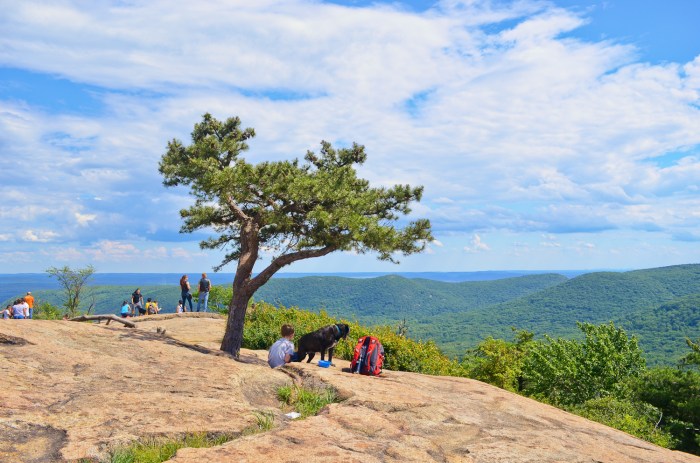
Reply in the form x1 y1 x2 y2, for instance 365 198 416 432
1 0 699 274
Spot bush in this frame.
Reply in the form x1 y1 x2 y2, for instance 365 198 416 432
33 301 63 320
630 367 700 454
461 330 534 392
568 397 675 448
521 322 645 406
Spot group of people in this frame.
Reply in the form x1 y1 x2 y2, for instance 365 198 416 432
2 292 34 319
3 273 214 320
179 273 211 313
118 273 212 318
119 288 162 317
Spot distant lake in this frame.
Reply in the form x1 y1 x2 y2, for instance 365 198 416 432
0 270 591 303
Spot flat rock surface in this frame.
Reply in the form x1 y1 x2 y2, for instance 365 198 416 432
1 315 698 463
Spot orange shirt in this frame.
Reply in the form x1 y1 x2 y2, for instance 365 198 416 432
25 294 34 308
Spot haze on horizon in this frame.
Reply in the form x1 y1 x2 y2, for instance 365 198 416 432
1 0 699 274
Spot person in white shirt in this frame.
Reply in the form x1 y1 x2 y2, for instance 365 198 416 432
12 299 28 319
268 324 299 368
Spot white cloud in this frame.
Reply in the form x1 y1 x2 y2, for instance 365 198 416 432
75 212 97 226
540 234 561 248
21 229 59 242
464 233 490 253
0 0 699 271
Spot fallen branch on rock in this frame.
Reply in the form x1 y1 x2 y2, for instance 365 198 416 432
69 314 136 328
130 312 225 323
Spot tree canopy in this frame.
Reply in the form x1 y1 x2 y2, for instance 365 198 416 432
159 113 432 356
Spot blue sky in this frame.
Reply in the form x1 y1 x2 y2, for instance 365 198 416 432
1 0 699 274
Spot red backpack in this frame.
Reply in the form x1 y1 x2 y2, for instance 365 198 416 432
350 336 385 376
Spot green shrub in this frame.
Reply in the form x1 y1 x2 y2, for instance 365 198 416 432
33 301 63 320
521 322 645 406
630 367 700 454
568 397 675 448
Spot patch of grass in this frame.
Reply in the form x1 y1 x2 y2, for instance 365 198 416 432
109 432 234 463
277 383 338 418
242 410 276 436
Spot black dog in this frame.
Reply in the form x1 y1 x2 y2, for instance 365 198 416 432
296 323 350 365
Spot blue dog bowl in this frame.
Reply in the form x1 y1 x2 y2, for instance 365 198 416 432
318 360 331 368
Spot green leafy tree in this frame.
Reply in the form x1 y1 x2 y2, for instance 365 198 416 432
206 285 233 314
522 322 645 405
681 337 700 368
630 367 700 454
46 265 95 318
159 114 432 357
462 329 534 391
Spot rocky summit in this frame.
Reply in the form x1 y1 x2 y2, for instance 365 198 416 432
1 315 698 463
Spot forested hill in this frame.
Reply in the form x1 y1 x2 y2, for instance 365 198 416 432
253 265 700 364
254 273 568 321
414 264 700 364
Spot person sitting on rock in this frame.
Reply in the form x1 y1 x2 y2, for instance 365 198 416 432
145 298 160 315
268 324 299 368
12 299 27 319
120 301 131 318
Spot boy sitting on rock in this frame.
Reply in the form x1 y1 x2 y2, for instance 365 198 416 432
268 324 299 368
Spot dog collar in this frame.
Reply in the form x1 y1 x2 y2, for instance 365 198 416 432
333 324 340 337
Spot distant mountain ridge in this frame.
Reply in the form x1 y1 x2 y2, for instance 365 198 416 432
254 273 568 320
3 265 699 365
0 270 590 302
254 264 700 364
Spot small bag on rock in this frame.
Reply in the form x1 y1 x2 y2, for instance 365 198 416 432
350 335 384 376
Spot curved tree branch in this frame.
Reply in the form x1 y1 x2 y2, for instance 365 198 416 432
248 245 337 292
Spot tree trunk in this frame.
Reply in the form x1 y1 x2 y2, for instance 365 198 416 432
220 286 252 358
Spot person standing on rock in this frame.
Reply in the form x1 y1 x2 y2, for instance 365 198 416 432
24 292 34 319
131 288 144 316
196 273 211 312
179 275 193 312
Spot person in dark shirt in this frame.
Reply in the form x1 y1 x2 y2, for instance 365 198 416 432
197 273 211 312
131 288 144 316
179 275 193 312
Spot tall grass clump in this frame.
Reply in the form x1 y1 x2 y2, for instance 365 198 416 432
109 432 234 463
277 383 338 418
